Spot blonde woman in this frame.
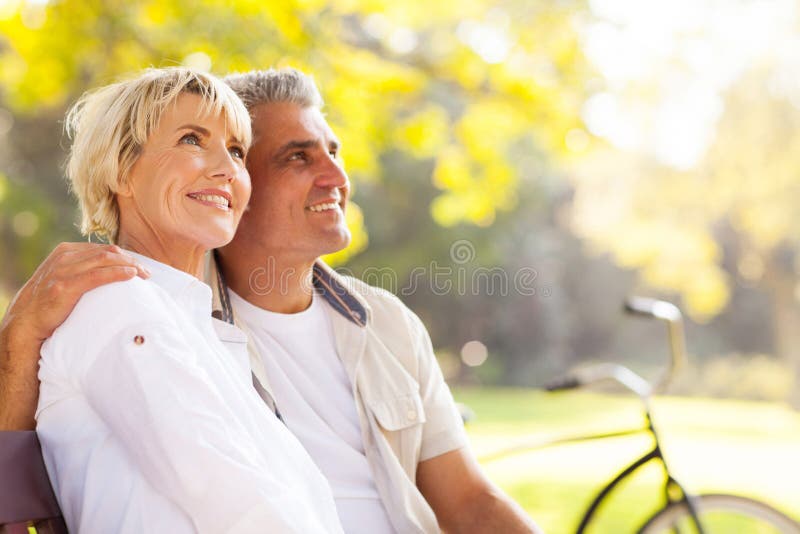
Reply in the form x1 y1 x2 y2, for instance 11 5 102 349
35 68 343 534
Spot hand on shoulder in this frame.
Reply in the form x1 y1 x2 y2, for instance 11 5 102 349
1 242 148 430
1 242 151 347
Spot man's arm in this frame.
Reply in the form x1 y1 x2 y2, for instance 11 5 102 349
398 304 543 532
0 243 150 430
417 447 544 534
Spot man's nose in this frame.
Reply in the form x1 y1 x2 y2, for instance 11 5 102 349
315 153 349 189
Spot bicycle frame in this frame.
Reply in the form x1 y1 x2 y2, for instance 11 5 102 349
478 409 707 533
573 413 705 534
480 298 711 532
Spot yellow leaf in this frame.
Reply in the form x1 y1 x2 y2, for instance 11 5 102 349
430 193 465 227
432 145 472 191
394 104 450 159
456 99 526 165
322 201 369 266
683 266 731 321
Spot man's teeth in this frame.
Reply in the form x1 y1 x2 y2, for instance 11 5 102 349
308 202 339 212
191 194 230 207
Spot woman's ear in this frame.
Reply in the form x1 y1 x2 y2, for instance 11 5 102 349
116 176 134 198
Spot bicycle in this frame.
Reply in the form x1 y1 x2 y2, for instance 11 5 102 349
479 297 800 533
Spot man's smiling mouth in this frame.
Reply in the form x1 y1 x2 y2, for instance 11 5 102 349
307 201 340 213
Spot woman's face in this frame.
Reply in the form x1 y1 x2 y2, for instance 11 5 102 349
120 92 251 251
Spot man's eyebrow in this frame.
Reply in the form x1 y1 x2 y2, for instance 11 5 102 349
275 139 317 156
274 139 342 160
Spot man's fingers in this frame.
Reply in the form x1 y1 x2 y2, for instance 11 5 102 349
65 265 141 298
13 243 127 308
58 246 151 279
7 265 140 342
42 242 111 270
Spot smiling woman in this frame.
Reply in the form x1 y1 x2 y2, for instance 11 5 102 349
34 67 344 534
115 92 251 277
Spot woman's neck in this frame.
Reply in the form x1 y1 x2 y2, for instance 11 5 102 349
116 231 206 280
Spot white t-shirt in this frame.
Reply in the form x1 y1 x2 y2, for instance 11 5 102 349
229 290 396 534
36 254 343 534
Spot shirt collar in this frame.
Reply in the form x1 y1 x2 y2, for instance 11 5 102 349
311 261 368 327
208 253 368 328
126 250 213 316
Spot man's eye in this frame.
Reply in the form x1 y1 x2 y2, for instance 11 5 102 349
289 151 306 161
180 133 201 146
229 146 245 159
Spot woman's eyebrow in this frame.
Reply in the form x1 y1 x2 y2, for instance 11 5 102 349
176 124 211 136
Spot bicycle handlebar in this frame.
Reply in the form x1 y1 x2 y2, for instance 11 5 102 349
544 375 583 392
624 297 682 322
623 297 687 394
545 297 688 397
545 363 653 398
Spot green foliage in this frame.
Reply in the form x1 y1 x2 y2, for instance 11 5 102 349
0 0 590 238
0 171 76 287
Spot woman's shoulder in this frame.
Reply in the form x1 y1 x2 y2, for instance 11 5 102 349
49 277 175 351
80 276 172 320
39 276 181 386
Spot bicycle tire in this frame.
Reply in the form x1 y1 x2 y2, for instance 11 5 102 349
638 493 800 533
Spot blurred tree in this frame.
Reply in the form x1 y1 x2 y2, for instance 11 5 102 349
0 0 589 260
569 66 800 401
0 0 596 387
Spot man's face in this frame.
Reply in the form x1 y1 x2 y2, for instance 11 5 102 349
229 101 351 262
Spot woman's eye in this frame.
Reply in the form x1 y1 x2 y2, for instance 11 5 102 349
229 146 245 159
180 133 201 146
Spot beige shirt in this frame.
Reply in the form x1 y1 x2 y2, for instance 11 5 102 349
208 257 468 533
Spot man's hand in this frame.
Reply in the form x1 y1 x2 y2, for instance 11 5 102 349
0 243 150 430
3 243 151 344
417 447 544 534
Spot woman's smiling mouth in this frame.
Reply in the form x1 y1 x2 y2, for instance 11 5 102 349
187 190 232 210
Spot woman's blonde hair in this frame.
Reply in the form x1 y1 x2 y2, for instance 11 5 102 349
65 67 251 243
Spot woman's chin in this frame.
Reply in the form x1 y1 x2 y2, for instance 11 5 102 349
189 224 239 251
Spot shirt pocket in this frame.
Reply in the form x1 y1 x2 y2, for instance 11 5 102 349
369 392 427 431
368 392 427 476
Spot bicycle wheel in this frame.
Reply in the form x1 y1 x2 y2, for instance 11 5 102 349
639 493 800 534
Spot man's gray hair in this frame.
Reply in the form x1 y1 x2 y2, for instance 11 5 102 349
224 68 324 113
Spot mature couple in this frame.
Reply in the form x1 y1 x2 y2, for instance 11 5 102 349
0 66 541 533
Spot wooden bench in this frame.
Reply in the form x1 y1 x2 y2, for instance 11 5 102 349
0 431 66 534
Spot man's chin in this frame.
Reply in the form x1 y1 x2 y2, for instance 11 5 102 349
317 231 352 257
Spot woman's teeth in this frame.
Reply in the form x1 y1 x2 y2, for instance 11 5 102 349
189 193 230 208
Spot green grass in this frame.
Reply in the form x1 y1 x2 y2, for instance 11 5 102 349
453 387 800 533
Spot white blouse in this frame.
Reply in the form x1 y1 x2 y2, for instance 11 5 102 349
35 253 343 534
